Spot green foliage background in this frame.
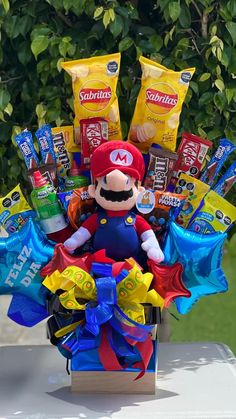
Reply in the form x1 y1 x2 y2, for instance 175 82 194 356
1 0 236 207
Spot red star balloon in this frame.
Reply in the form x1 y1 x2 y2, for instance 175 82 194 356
40 245 115 278
40 244 89 277
148 260 191 307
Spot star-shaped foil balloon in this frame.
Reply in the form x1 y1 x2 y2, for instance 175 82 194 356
148 260 191 307
40 245 114 278
0 218 54 306
163 222 228 314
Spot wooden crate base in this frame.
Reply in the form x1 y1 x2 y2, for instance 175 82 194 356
71 370 156 394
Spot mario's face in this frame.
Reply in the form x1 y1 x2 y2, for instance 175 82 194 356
88 169 144 211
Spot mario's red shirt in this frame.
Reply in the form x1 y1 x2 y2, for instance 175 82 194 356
82 210 151 236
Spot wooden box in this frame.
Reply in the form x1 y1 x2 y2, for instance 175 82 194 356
71 327 158 394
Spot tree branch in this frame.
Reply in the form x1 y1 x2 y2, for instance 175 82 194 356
0 76 23 84
57 10 73 28
201 10 208 39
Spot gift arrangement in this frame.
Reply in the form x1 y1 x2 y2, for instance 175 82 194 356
1 53 235 394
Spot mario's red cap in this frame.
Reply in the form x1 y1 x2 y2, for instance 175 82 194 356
90 141 145 181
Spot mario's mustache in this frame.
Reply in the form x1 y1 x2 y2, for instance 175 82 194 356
100 188 133 202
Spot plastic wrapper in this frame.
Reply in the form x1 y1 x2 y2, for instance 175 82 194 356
0 185 35 235
61 53 121 151
213 162 236 197
51 126 73 182
128 56 195 153
144 147 178 191
139 191 185 239
175 173 210 228
188 190 236 233
15 130 39 169
200 138 236 186
35 124 56 165
173 132 212 180
68 187 95 229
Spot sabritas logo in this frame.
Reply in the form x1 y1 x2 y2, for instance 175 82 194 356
146 82 178 115
79 80 112 112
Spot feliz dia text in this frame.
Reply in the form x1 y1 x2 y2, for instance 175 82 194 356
5 245 41 288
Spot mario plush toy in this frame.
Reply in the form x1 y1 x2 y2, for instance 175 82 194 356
64 141 164 263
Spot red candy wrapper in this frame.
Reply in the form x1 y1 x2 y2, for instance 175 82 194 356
81 118 108 166
173 132 212 180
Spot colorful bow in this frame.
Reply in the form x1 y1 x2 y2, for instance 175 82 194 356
43 258 164 378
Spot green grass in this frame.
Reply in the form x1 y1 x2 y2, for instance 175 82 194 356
170 235 236 355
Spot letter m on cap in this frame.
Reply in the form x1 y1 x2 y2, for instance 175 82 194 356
110 149 133 166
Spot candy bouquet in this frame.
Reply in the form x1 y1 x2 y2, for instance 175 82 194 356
0 53 236 394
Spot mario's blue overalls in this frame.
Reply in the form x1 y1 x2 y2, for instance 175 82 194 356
93 211 140 261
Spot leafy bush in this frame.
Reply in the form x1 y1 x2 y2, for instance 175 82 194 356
0 0 236 210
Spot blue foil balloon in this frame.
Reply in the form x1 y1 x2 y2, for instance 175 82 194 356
0 218 54 306
163 222 228 314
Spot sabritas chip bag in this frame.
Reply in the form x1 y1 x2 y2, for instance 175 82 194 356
128 56 195 153
61 53 122 151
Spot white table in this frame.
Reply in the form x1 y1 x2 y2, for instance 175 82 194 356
0 343 236 419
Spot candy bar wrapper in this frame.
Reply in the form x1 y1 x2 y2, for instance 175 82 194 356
128 56 195 153
188 190 236 234
173 132 212 180
51 126 73 180
15 130 39 170
144 147 178 191
35 124 56 165
0 184 35 234
175 174 210 228
213 162 236 197
140 191 186 239
61 53 122 151
200 138 236 186
81 118 108 166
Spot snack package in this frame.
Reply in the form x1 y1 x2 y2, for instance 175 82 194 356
128 56 195 153
213 162 236 197
0 185 35 234
81 118 108 166
61 53 121 150
200 138 236 186
68 187 95 230
27 163 58 189
15 130 39 169
144 147 178 191
188 190 236 233
35 124 56 165
137 190 185 239
57 190 74 213
51 126 73 181
173 132 212 180
175 174 210 227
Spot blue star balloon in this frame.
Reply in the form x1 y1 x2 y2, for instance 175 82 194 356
0 218 54 307
163 222 228 314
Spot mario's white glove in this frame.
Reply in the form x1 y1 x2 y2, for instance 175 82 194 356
64 227 91 253
141 230 164 263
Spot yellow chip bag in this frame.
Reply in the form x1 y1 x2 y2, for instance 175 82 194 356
128 56 195 153
61 53 122 151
